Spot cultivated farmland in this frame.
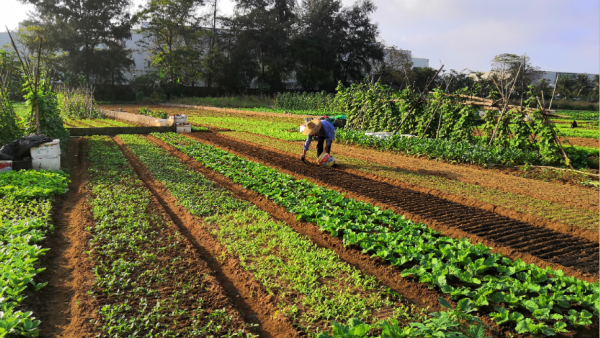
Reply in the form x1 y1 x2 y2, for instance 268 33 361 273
2 103 598 338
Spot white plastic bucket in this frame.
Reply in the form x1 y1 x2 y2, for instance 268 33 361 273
365 132 393 140
0 161 12 173
30 139 60 159
32 157 60 171
176 124 192 133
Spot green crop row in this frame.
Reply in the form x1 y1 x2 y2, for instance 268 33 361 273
187 115 306 141
555 125 599 139
121 134 488 338
138 106 168 119
554 111 599 121
335 129 598 168
153 132 599 337
0 170 69 337
84 136 255 337
0 170 69 200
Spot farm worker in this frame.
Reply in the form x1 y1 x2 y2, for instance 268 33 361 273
301 118 335 162
570 120 578 128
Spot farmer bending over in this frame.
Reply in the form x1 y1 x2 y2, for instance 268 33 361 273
301 118 335 162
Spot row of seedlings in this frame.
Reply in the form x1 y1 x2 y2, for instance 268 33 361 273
153 132 598 337
0 170 69 336
119 134 488 338
84 136 255 337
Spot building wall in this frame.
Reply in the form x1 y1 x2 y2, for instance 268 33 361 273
411 57 429 68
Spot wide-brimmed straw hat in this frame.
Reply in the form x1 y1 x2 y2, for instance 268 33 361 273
302 118 322 136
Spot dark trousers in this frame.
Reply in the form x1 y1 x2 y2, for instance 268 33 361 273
316 137 330 157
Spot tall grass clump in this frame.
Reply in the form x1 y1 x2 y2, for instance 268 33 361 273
0 74 22 145
275 91 337 112
56 85 100 119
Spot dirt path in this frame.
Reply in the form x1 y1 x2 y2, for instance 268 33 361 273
113 136 299 338
34 137 99 337
185 132 599 281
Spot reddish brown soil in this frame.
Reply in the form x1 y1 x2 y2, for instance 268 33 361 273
561 136 599 148
184 132 599 281
147 135 599 338
105 104 598 207
226 131 597 237
25 138 100 337
313 139 598 211
113 136 299 338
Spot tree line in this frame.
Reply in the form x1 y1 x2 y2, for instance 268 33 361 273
9 0 384 95
3 0 598 103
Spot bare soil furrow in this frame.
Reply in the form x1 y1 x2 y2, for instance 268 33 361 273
113 136 299 338
186 132 599 280
30 137 100 338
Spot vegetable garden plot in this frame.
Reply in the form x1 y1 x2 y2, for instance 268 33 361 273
187 115 306 141
154 132 599 337
222 131 599 231
84 136 255 337
0 170 69 337
183 132 600 277
118 134 489 338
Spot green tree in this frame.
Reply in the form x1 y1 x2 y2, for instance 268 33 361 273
232 0 296 91
336 0 383 85
555 74 574 100
572 73 591 98
20 0 134 84
590 75 599 101
371 46 412 89
134 0 207 98
291 0 344 91
491 53 542 99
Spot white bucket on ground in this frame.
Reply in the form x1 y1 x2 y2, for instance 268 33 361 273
30 139 60 159
32 157 60 171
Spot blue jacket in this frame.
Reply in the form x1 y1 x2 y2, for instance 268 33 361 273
303 120 335 151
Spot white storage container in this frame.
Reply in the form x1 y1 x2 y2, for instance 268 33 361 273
365 132 393 140
172 114 187 124
0 161 12 173
176 124 192 133
32 157 60 171
155 119 171 127
30 139 60 159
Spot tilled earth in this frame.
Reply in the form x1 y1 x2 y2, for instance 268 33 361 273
187 132 600 278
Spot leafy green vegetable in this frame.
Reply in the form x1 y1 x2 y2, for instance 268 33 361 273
155 132 599 336
0 170 69 200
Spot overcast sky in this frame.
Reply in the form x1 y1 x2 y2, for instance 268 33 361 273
2 0 598 74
